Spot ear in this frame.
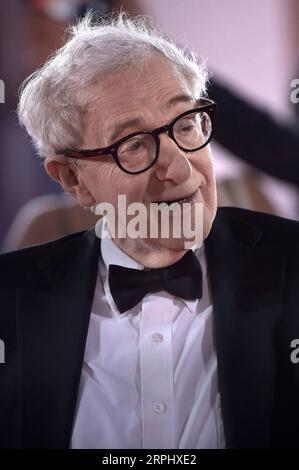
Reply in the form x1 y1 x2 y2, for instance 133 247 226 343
44 155 96 208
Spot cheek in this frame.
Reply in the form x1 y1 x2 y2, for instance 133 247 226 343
201 147 215 176
81 163 122 200
81 162 150 206
193 149 217 211
201 149 216 188
190 144 213 173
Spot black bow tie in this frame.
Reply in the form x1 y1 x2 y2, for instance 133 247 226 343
108 250 203 313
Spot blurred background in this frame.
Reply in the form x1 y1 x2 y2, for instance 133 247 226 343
1 0 299 252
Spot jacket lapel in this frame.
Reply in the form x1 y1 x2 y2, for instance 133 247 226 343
17 229 101 448
205 208 286 448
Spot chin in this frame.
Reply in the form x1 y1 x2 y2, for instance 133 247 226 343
149 234 203 252
144 202 216 251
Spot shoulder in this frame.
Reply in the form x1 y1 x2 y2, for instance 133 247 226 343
214 207 299 263
0 230 87 287
216 206 299 242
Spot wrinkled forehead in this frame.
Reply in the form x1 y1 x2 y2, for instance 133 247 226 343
88 57 195 108
79 56 200 150
84 57 197 132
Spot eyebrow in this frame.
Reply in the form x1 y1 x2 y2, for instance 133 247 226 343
108 118 146 144
166 94 197 108
107 94 200 144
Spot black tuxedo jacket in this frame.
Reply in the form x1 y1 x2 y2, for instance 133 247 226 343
1 207 299 449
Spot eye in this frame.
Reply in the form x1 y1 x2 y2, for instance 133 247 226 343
177 118 197 133
120 140 141 154
119 135 147 155
127 140 142 151
182 121 196 132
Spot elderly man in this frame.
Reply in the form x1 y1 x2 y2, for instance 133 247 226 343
1 13 299 450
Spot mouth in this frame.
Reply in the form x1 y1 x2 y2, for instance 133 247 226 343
152 188 198 206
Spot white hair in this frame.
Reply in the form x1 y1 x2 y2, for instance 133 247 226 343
18 11 209 158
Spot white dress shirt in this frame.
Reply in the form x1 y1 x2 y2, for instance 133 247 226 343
70 218 225 449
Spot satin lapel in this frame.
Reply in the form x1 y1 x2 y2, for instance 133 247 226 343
17 229 101 448
205 208 286 448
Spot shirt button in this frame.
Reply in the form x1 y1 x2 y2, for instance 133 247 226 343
152 402 166 414
151 333 164 344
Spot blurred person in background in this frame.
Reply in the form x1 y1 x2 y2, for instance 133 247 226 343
209 77 299 188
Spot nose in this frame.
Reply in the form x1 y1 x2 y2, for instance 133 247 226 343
154 133 192 183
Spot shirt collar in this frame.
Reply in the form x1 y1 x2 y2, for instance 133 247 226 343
98 216 208 315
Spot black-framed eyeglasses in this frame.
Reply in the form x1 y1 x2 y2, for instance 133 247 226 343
57 98 216 175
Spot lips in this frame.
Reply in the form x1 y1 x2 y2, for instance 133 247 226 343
153 189 198 205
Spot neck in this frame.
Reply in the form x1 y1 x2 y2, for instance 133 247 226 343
113 236 188 268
